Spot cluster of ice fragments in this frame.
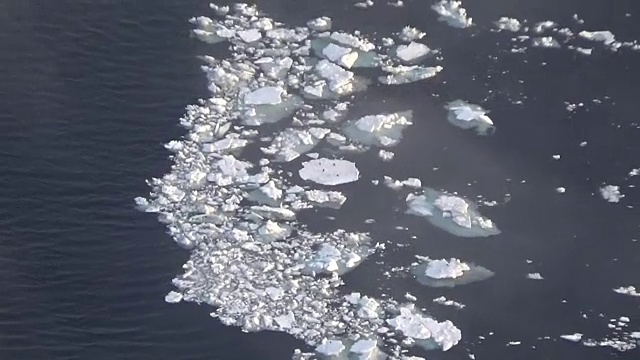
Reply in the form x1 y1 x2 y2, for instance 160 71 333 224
491 15 640 55
135 3 469 359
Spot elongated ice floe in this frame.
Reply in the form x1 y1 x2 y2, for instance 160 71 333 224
445 100 495 135
406 188 500 237
431 0 473 29
411 256 494 287
379 65 442 85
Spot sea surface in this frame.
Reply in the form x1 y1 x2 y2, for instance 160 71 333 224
0 1 638 360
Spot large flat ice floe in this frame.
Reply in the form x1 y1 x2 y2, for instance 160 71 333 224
406 188 500 237
298 158 360 186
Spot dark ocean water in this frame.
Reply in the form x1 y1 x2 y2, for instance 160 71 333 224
0 1 638 360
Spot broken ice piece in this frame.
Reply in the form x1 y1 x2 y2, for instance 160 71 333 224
379 65 442 85
600 185 624 203
305 189 347 209
164 291 183 303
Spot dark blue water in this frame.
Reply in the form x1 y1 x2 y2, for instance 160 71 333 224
0 1 638 359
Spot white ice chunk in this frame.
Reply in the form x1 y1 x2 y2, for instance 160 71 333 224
164 291 183 303
495 17 521 32
425 258 470 279
399 26 426 42
322 43 359 68
315 59 355 95
244 86 284 105
395 42 432 63
237 29 262 43
560 333 583 342
613 286 640 297
579 30 616 45
343 111 413 147
387 306 462 351
299 158 360 186
307 17 332 32
431 0 473 28
600 185 624 203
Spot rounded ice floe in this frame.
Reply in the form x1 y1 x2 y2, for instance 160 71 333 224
411 257 494 287
386 305 462 351
342 111 413 147
406 188 500 237
445 100 495 135
299 158 360 186
164 291 183 303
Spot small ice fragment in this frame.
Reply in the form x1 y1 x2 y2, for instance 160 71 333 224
527 272 544 280
552 154 561 160
164 291 183 303
399 26 426 42
307 17 332 32
433 296 465 309
532 21 557 34
556 187 566 193
613 286 640 297
600 185 624 203
495 17 521 32
299 158 360 186
386 306 462 351
424 258 469 279
532 36 561 48
579 30 616 45
561 333 583 342
629 168 639 177
350 339 378 354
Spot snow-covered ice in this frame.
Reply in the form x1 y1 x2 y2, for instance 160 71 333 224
299 158 360 186
343 111 413 147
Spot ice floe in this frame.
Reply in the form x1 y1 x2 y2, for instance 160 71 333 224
299 158 360 186
613 286 640 297
411 256 494 287
600 185 624 203
406 188 500 237
387 305 462 351
343 111 413 147
445 100 495 135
